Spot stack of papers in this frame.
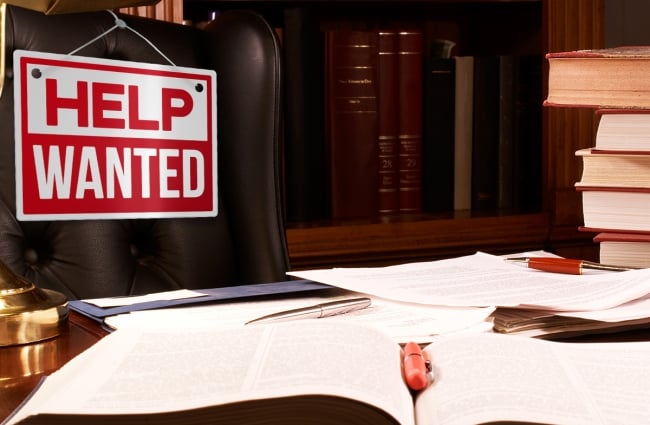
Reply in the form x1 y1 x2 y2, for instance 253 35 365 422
72 251 650 340
287 251 650 338
71 278 494 344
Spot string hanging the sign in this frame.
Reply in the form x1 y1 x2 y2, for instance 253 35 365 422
67 9 176 67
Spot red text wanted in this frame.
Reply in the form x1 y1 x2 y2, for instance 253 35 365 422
14 50 217 220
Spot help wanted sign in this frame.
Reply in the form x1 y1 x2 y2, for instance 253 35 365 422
14 50 217 220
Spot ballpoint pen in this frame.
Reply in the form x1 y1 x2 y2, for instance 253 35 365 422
505 257 640 275
245 297 372 325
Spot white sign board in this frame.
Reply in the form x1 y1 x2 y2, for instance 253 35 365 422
14 50 217 220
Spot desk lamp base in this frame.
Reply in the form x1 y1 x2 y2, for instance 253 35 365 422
0 260 68 346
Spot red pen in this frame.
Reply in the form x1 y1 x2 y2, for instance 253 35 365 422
505 257 638 275
402 342 429 391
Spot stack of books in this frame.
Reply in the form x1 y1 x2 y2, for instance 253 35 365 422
546 46 650 268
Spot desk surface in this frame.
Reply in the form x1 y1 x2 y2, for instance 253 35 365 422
0 311 107 421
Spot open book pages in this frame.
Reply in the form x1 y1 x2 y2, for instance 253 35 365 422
4 321 413 425
416 331 650 425
4 321 650 425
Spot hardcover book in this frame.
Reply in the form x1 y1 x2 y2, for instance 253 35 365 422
471 55 500 210
376 30 399 214
545 46 650 108
578 186 650 232
453 56 474 211
325 30 379 219
6 321 650 425
397 30 423 213
594 231 650 268
509 55 543 212
595 108 650 150
422 56 455 213
576 148 650 188
283 8 329 222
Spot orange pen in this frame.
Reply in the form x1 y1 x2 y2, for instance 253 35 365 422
505 257 638 275
402 342 428 391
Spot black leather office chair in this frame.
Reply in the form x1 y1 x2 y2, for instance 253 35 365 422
0 5 289 299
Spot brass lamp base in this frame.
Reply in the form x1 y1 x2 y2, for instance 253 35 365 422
0 260 68 347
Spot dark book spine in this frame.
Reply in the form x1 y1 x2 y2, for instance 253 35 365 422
376 30 399 214
397 30 423 213
325 30 379 219
471 55 500 211
512 55 543 212
422 57 455 213
498 55 516 211
282 8 328 223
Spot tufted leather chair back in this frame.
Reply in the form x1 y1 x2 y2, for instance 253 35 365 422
0 5 289 299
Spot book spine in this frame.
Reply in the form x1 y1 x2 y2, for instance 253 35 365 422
325 30 379 219
283 8 328 222
397 30 423 213
376 30 399 214
512 55 543 212
498 55 515 210
471 55 500 211
422 55 455 213
453 56 474 211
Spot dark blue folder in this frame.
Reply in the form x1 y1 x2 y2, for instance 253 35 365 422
69 280 334 322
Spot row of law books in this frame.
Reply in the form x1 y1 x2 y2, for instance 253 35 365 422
284 19 543 222
322 28 543 220
546 46 650 268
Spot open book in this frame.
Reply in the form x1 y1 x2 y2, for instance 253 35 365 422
4 321 650 425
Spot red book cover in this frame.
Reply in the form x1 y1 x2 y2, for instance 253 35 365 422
593 231 650 268
596 108 650 115
594 232 650 243
376 30 399 214
580 226 650 235
546 46 650 59
576 186 650 193
325 30 379 219
397 29 423 213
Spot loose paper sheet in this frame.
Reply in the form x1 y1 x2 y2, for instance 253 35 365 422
104 293 495 344
287 251 650 311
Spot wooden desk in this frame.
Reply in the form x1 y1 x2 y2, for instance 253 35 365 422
0 311 107 421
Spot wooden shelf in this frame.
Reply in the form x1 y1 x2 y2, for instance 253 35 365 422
287 213 551 268
169 0 606 270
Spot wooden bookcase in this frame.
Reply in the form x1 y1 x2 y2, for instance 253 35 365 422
165 0 605 269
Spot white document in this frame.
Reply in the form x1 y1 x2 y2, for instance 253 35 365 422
83 289 208 308
287 252 650 311
104 293 495 344
559 293 650 322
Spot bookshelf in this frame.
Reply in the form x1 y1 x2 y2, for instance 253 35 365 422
146 0 605 269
